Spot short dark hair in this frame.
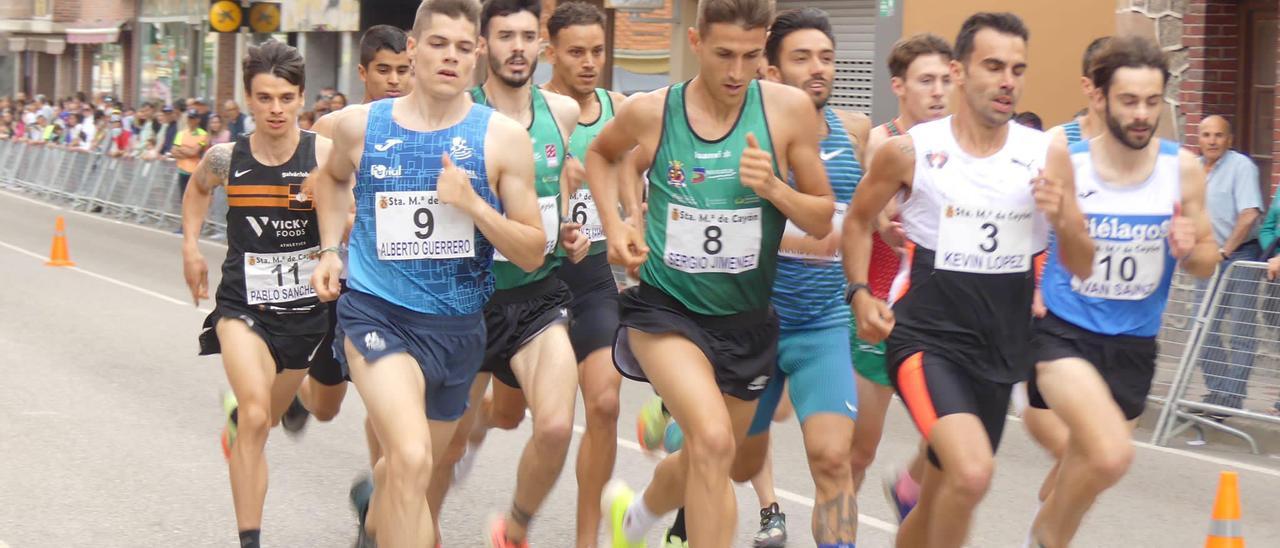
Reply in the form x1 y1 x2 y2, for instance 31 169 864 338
954 12 1028 63
887 33 953 79
360 25 408 67
696 0 772 34
412 0 483 40
1089 35 1170 96
242 39 306 93
480 0 541 37
1013 111 1043 130
548 2 605 40
765 8 834 67
1082 36 1111 77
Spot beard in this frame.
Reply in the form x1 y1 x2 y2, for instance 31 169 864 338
1105 101 1158 150
489 53 537 88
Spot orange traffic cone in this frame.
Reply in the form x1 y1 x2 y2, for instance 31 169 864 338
1205 471 1244 548
45 216 75 267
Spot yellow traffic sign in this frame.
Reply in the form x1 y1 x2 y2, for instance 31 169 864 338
209 0 242 33
249 2 281 34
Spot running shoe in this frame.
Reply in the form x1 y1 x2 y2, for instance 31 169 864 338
662 421 684 453
485 515 530 548
602 479 646 548
752 502 787 547
636 396 670 454
882 469 918 523
350 475 375 548
281 395 310 436
663 529 689 548
220 391 238 460
453 441 479 486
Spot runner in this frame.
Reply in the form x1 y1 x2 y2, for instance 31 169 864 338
179 39 336 548
1026 35 1217 547
846 32 953 523
429 1 587 546
586 0 836 545
540 3 638 546
842 13 1094 548
1023 33 1112 505
310 0 547 545
717 8 869 548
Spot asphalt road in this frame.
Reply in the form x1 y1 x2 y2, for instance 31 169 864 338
2 188 1278 547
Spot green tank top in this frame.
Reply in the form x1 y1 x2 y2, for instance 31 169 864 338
471 85 565 289
642 79 783 315
561 88 613 257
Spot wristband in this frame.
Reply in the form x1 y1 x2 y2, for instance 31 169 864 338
319 246 343 256
844 283 871 305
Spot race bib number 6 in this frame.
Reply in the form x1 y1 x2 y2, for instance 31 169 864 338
375 191 475 260
245 247 319 305
664 203 761 274
568 189 605 242
934 204 1033 274
495 195 560 262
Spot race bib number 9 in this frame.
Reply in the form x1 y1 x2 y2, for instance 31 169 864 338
375 191 475 261
664 203 761 274
495 195 559 262
934 204 1033 274
568 188 605 242
1071 240 1165 300
245 247 319 305
779 202 846 262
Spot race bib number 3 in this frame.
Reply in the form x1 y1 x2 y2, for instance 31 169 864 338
664 204 761 274
245 247 319 305
779 203 846 262
934 204 1033 274
495 195 559 262
568 189 605 242
375 191 475 261
1071 240 1165 300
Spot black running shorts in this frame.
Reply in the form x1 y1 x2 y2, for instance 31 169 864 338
889 349 1013 468
481 275 573 389
557 252 621 362
1028 312 1158 421
199 306 335 375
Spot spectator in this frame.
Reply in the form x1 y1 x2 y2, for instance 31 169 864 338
221 99 254 137
330 92 348 110
1014 111 1043 130
77 107 98 151
207 114 232 145
130 102 160 158
319 85 337 100
298 111 316 131
312 96 333 118
1197 114 1266 414
0 121 11 140
170 108 209 199
90 115 109 152
106 114 132 157
157 105 178 155
191 97 212 129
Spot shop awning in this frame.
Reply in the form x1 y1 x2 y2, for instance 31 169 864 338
66 21 124 44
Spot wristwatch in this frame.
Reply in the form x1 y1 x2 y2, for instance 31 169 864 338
844 283 871 305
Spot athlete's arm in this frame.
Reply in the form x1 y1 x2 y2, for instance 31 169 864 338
587 91 660 271
473 113 547 272
311 110 363 301
843 135 913 342
606 92 645 220
752 84 833 237
1174 149 1219 278
180 142 233 305
1039 132 1093 280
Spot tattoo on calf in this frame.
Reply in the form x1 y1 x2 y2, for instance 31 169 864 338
814 493 859 544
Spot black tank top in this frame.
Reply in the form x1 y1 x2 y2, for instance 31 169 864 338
215 131 326 334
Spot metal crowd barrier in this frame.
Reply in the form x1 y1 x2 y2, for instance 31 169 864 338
1153 260 1280 453
0 139 227 238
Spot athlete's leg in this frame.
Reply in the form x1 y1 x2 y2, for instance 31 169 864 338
298 377 348 421
631 329 758 547
1030 358 1134 547
345 339 436 548
428 373 490 528
365 416 381 468
576 346 622 547
850 373 895 490
802 414 857 543
1023 406 1068 502
217 319 283 533
897 415 994 548
731 432 771 483
750 443 778 509
489 378 529 430
504 323 579 542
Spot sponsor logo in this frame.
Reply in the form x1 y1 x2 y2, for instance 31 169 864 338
374 138 403 152
747 375 769 391
280 170 310 178
1011 157 1036 171
820 149 844 161
364 331 386 352
692 167 706 184
246 216 270 237
370 164 402 180
666 160 686 187
450 136 474 161
694 150 731 160
926 151 948 169
545 144 559 168
246 216 311 238
234 169 252 178
1079 190 1098 199
846 401 858 413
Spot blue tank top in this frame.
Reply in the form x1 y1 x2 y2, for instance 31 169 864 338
347 98 501 315
1062 119 1083 146
1041 139 1181 337
772 107 863 329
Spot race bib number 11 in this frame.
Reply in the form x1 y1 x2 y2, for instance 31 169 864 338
245 247 319 305
934 204 1033 274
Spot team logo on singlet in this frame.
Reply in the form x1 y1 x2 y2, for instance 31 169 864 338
544 144 559 168
926 151 949 169
450 137 474 161
692 167 706 184
666 160 686 187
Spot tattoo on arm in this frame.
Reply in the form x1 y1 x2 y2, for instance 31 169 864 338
206 144 231 180
896 141 915 158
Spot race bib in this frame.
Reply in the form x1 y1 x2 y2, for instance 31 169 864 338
244 247 319 305
1071 240 1166 300
374 191 475 261
934 204 1033 274
496 195 559 262
779 202 846 262
568 188 605 242
664 203 761 274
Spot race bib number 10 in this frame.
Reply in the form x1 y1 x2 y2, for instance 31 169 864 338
664 203 761 274
375 191 476 260
934 204 1033 274
245 247 319 305
1071 240 1166 300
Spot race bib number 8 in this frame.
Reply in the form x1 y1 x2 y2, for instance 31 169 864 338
1071 240 1165 300
664 203 761 274
375 191 475 261
568 189 605 242
495 195 559 262
245 247 319 305
779 202 845 262
934 204 1033 274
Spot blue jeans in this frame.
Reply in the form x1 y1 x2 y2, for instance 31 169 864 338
1198 241 1263 408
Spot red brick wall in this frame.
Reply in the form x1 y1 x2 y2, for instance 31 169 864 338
216 33 238 109
53 0 135 23
1179 0 1240 152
